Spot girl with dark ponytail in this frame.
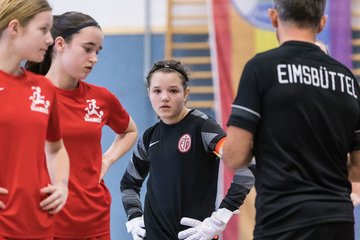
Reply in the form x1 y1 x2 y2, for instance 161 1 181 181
26 11 138 240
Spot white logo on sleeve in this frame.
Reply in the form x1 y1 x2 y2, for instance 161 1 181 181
178 134 191 153
84 99 103 123
29 86 50 114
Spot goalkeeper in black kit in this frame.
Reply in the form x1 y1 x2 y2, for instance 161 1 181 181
120 59 255 240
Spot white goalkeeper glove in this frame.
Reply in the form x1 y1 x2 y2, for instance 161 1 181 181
178 208 236 240
126 216 146 240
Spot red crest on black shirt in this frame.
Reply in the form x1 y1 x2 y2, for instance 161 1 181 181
178 134 191 153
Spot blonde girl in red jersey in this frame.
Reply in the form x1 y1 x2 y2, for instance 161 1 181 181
26 11 138 240
0 0 70 239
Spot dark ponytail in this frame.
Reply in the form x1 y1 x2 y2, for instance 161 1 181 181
25 11 100 75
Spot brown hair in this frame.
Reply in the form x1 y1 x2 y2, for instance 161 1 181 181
146 60 191 89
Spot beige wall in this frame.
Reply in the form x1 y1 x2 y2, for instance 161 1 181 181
48 0 167 34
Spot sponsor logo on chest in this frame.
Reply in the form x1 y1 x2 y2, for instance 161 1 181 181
29 86 50 114
84 99 103 123
178 134 191 153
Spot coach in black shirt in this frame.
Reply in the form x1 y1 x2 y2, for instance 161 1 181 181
223 0 360 239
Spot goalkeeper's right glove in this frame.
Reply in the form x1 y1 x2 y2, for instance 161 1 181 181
126 216 146 240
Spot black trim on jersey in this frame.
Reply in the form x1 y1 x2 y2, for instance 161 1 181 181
228 104 261 133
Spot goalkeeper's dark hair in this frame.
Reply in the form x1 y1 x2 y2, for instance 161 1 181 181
146 59 191 89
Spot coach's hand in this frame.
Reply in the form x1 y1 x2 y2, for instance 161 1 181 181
126 216 146 240
0 187 8 209
178 208 235 240
40 183 68 214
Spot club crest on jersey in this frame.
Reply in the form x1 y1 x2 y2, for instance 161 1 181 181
84 99 103 123
178 134 191 153
29 86 50 114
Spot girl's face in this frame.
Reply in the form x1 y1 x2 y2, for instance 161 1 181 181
16 10 53 63
60 26 103 80
148 71 190 124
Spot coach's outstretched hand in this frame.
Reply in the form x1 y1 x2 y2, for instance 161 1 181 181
126 216 146 240
178 208 235 240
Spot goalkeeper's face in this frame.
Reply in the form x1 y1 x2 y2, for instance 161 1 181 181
148 71 190 124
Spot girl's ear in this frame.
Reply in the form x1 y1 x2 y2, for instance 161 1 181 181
54 36 66 53
7 19 21 36
184 87 190 102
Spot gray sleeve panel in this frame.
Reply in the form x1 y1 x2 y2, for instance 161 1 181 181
219 162 256 211
120 135 150 220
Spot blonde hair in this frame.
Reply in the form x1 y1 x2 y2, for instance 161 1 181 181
0 0 52 34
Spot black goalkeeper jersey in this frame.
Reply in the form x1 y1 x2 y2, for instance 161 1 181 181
228 41 360 239
121 109 253 239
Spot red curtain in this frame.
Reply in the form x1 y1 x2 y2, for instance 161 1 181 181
211 0 238 239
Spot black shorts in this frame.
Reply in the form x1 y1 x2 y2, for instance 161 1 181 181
258 222 354 240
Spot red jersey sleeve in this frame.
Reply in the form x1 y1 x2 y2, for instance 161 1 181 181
105 89 130 134
46 89 62 142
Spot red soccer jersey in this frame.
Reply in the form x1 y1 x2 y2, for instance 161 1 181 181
0 69 61 238
53 81 130 238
